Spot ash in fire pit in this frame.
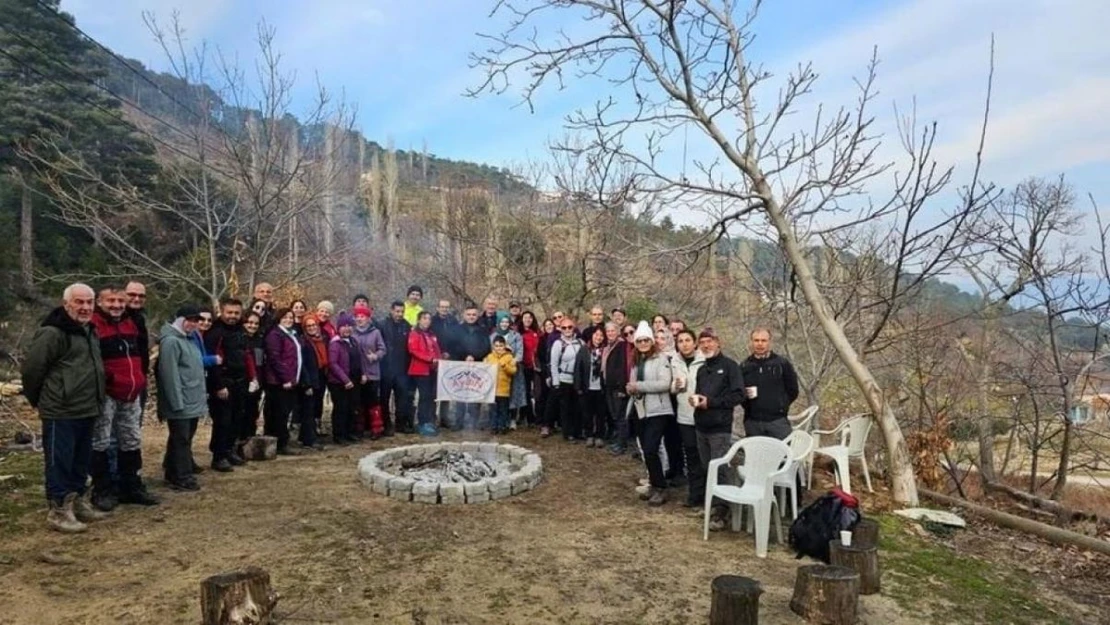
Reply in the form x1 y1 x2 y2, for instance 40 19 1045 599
400 449 508 483
358 442 543 504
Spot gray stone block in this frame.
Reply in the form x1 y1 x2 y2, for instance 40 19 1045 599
440 492 465 505
389 488 412 502
439 442 462 453
511 474 530 494
460 442 481 453
389 477 414 492
371 478 390 495
463 481 489 496
412 481 438 497
412 491 439 504
439 483 465 500
465 490 490 503
490 487 512 501
478 442 499 456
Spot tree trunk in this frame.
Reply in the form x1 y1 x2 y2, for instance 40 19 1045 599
790 564 859 625
850 518 880 549
200 567 277 625
20 175 34 292
829 540 881 595
761 191 918 505
709 575 762 625
975 312 1000 483
1050 418 1073 501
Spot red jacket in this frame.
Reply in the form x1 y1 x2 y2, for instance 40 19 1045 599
90 309 146 402
407 328 442 377
521 329 540 370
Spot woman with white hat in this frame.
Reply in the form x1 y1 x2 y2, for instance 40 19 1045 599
626 320 674 506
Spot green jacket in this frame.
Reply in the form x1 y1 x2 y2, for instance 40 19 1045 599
156 322 207 420
21 307 106 420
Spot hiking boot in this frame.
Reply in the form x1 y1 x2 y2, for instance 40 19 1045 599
228 451 247 466
191 461 206 475
608 444 626 456
91 484 119 512
647 489 667 507
167 479 200 492
539 427 551 438
48 495 87 534
211 457 234 472
119 480 160 506
73 493 110 523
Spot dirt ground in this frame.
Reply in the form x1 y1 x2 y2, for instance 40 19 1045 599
0 419 1103 625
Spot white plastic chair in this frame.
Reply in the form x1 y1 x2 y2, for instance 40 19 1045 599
789 405 819 432
778 430 815 518
703 437 792 558
812 414 873 494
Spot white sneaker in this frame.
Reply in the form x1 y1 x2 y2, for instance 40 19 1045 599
509 419 518 430
638 478 650 487
635 483 652 497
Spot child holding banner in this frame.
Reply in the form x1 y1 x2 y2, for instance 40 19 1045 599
485 336 518 434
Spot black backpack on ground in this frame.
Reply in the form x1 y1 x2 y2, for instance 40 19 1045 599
788 488 861 563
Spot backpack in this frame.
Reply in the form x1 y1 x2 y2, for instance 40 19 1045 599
788 488 861 563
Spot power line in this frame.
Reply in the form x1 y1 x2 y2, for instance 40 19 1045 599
0 24 200 148
29 0 209 128
0 45 235 180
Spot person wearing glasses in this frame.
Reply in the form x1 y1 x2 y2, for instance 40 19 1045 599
627 321 674 506
535 317 557 430
547 316 585 440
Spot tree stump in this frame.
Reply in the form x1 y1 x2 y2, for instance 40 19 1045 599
709 575 762 625
243 436 276 461
851 518 879 549
790 565 859 625
830 540 881 595
200 567 278 625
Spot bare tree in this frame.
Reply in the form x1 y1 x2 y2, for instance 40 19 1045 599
23 16 358 303
470 0 1001 502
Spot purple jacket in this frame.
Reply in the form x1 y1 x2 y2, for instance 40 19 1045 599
352 323 386 381
327 335 355 386
264 327 301 386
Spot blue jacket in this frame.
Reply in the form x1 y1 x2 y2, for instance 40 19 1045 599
190 331 219 369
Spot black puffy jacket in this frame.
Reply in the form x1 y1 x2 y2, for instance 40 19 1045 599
693 353 746 434
739 352 799 422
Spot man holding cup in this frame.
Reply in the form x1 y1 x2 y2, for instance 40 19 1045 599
739 327 799 440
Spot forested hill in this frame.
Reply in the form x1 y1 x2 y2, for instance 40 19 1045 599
96 52 533 195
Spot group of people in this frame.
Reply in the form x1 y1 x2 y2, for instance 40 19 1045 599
21 280 800 533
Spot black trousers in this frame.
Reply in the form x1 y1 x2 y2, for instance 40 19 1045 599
380 372 412 431
296 386 321 447
263 385 295 450
663 412 685 479
519 368 535 423
580 389 608 439
208 380 247 459
244 389 262 440
328 383 355 441
679 423 706 505
163 418 198 484
637 416 668 488
551 382 580 439
414 375 436 427
606 390 630 447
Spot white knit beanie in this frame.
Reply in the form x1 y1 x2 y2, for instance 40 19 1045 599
632 320 653 342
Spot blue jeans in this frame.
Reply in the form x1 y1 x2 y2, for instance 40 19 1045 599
452 402 480 431
42 417 95 505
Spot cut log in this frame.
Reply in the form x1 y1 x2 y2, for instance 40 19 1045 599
790 564 859 625
709 575 762 625
851 518 880 549
242 436 277 461
829 540 880 595
200 567 278 625
921 488 1110 557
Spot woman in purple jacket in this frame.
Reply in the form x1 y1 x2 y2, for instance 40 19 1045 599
326 313 362 444
351 304 387 438
264 308 302 454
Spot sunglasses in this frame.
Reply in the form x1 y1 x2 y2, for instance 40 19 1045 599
561 325 576 330
635 338 652 343
126 293 146 299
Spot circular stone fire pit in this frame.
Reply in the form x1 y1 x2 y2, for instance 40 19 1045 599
357 442 543 504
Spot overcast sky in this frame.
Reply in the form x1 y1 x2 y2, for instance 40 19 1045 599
60 0 1109 241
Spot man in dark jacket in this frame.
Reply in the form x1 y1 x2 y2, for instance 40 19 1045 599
477 297 499 335
690 327 746 530
429 299 458 423
739 328 799 440
21 283 109 533
89 286 158 511
449 305 491 430
379 301 413 435
205 298 251 471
